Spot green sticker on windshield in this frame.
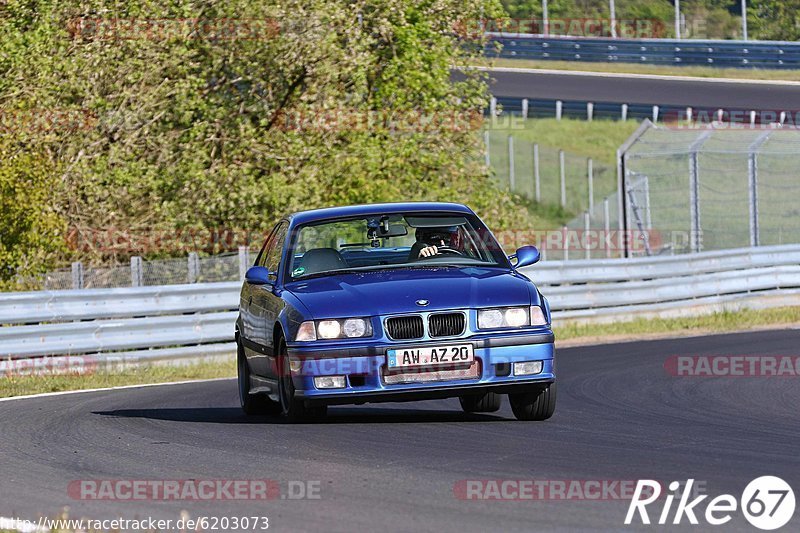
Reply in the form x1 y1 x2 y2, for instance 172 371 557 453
292 266 306 276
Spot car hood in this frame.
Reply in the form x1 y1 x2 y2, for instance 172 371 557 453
285 266 537 319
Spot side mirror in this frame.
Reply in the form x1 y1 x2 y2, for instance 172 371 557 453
511 245 540 269
245 266 274 285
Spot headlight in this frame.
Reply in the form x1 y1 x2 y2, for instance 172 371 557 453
477 306 548 329
295 318 372 341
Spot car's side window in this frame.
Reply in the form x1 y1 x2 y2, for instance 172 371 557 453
263 222 289 275
255 226 278 267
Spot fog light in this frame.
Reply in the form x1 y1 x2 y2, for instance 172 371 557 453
514 361 543 376
314 375 346 389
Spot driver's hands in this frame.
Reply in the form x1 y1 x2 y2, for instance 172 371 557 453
418 245 440 258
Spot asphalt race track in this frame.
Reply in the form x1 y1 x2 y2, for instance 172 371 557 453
1 328 799 532
486 68 800 109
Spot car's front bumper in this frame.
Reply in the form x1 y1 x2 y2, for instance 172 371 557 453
286 331 555 406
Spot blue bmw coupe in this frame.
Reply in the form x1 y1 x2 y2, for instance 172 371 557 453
236 202 555 421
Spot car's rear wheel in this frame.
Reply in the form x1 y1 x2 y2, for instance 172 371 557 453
237 336 280 416
277 338 327 422
459 392 502 413
509 383 556 421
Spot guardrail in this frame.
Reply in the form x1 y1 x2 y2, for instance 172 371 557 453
487 34 800 69
2 244 799 372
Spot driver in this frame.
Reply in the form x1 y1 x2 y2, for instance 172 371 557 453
409 227 458 260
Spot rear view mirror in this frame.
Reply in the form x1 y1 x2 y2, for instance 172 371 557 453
376 224 408 238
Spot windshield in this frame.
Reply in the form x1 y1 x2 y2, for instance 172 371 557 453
288 213 507 279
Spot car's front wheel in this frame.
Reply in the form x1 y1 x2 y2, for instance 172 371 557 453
509 383 556 421
277 338 327 422
459 392 502 413
237 336 280 416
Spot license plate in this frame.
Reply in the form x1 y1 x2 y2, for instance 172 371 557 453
387 344 474 369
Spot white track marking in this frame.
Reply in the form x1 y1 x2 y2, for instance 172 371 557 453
469 66 800 86
0 377 235 403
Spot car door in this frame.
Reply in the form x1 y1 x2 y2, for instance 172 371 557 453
252 221 289 379
241 226 277 375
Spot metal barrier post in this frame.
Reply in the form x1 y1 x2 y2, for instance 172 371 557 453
587 158 594 213
484 130 491 168
584 211 591 259
238 246 250 281
188 252 199 283
71 262 84 290
508 135 515 191
748 131 771 247
559 149 566 207
603 197 611 258
522 98 529 119
533 143 541 202
556 100 562 121
130 257 143 287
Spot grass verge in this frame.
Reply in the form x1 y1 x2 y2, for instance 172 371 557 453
555 306 800 345
481 58 800 82
0 359 236 399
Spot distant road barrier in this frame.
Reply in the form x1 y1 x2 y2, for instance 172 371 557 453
2 244 799 371
487 34 800 69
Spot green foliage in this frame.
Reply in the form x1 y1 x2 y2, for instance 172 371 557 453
749 0 800 41
1 0 533 282
0 141 67 288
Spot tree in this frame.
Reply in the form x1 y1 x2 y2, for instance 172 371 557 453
1 0 528 281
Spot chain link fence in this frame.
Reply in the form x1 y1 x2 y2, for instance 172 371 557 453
621 124 800 254
32 249 255 291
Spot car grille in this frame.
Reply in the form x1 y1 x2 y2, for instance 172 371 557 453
385 315 424 340
428 313 465 338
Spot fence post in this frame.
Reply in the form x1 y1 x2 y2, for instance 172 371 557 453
556 100 562 121
584 211 591 260
484 130 491 168
621 103 628 121
489 97 497 117
238 246 250 281
652 105 659 123
747 131 770 247
587 158 594 213
188 252 199 283
689 152 701 253
603 197 611 258
562 225 569 261
533 143 541 202
688 130 712 253
521 98 529 119
130 256 143 287
71 262 84 290
559 149 566 208
508 135 515 191
587 102 594 121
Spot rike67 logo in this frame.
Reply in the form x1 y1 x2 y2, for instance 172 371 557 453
625 477 795 530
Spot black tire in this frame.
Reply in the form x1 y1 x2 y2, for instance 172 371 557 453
277 338 327 422
237 336 280 416
459 392 502 413
509 382 556 421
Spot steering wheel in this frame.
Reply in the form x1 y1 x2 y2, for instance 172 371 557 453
417 245 464 259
